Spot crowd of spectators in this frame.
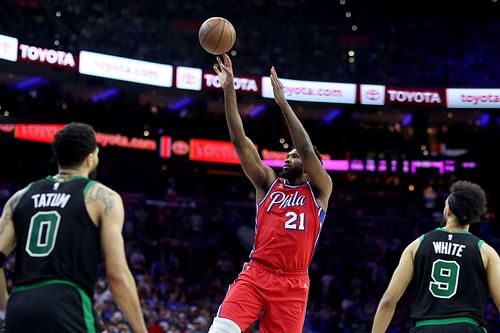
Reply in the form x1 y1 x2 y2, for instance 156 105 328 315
0 141 499 332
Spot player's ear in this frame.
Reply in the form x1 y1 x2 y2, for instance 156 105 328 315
84 152 95 169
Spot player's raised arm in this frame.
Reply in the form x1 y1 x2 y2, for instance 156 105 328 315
214 54 275 194
270 67 332 209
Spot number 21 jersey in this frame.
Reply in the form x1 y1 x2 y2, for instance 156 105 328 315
250 177 326 271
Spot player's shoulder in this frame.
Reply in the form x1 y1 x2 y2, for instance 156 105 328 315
408 236 423 252
84 181 122 202
5 188 26 211
6 182 37 211
480 241 498 255
479 241 500 271
400 235 426 261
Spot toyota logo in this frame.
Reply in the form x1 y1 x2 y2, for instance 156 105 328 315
365 89 380 100
172 140 189 155
182 73 196 84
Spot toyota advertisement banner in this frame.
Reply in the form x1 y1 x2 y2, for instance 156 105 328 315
446 89 500 108
203 72 261 95
0 34 18 62
3 33 500 109
385 87 445 107
19 43 77 70
189 138 240 164
79 51 173 87
261 77 356 104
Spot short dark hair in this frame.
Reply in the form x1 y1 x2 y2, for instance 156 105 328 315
448 180 487 225
53 122 97 167
290 146 323 163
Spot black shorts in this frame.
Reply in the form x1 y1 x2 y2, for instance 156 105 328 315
411 323 487 333
6 279 104 333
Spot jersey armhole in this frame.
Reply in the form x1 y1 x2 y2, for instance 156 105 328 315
257 177 279 207
419 234 425 243
11 182 33 214
83 180 97 196
414 234 426 255
22 182 33 195
477 239 485 249
82 180 100 230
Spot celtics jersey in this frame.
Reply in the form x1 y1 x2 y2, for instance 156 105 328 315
410 228 488 325
12 176 100 296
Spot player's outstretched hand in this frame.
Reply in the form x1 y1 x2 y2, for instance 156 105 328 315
213 54 234 90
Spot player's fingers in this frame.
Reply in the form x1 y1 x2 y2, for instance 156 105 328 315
277 78 282 89
217 58 229 72
224 54 232 66
270 75 276 87
270 73 278 88
271 66 278 77
271 70 280 87
213 64 220 74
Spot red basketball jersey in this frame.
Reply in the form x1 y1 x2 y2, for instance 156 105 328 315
249 177 326 271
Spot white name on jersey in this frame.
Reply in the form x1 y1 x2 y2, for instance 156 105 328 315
267 191 306 212
32 193 71 209
432 241 466 257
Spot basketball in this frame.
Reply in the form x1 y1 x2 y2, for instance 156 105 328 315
198 17 236 55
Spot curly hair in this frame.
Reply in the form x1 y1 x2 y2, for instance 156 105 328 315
53 122 97 167
447 180 487 225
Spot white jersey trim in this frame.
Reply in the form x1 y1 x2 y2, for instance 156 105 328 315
256 177 279 207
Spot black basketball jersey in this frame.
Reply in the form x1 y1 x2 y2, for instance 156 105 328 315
410 228 488 325
12 176 100 296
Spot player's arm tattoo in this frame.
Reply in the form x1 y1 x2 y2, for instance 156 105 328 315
0 209 11 237
86 186 116 214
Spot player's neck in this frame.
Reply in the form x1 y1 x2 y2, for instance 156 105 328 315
284 175 308 185
442 220 470 233
56 167 88 180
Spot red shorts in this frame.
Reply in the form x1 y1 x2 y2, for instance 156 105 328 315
216 261 310 333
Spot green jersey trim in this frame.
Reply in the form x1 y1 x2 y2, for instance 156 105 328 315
13 279 96 333
436 227 471 235
478 240 485 249
419 234 425 242
83 180 97 195
21 183 33 195
415 316 480 327
46 175 88 182
14 182 34 207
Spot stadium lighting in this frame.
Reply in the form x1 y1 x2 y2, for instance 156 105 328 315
248 104 266 118
91 88 119 103
14 77 49 91
168 96 196 112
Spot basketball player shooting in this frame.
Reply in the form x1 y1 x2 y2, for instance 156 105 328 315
208 54 332 333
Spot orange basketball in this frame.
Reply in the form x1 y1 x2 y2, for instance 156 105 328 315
198 17 236 55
